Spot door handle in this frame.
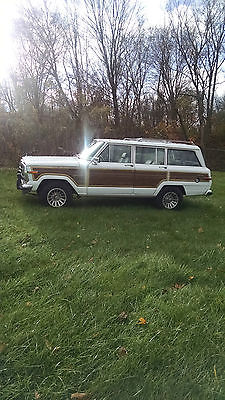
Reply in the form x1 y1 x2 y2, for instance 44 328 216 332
124 164 134 167
159 166 167 169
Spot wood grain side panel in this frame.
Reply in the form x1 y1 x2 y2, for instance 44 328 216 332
32 167 134 188
134 171 167 188
32 168 86 186
89 169 134 187
170 172 210 181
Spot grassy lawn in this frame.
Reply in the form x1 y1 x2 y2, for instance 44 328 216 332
0 169 225 400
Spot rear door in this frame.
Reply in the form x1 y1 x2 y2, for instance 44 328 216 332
134 146 167 196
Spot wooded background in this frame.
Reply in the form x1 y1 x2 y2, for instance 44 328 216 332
0 0 225 169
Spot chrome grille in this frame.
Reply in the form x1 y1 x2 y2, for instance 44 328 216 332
17 163 28 182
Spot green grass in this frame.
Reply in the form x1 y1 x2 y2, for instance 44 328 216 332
0 169 225 400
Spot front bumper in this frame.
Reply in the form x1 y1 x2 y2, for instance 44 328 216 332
17 174 32 193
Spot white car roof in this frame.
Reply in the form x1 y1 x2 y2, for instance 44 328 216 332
95 138 200 151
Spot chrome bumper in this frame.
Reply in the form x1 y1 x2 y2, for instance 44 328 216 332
17 174 32 192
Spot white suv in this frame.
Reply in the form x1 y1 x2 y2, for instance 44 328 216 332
17 138 212 209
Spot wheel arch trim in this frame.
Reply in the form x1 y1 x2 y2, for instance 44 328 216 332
155 183 186 196
36 176 78 194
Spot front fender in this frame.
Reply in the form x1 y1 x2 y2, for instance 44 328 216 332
34 175 83 195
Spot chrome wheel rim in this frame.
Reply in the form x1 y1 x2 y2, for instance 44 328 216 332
47 188 67 207
162 192 179 209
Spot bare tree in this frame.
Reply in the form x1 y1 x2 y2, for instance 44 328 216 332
151 26 189 138
16 2 78 118
85 0 138 126
169 0 225 148
0 80 17 112
121 24 152 126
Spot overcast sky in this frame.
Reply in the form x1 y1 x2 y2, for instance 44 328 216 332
0 0 224 96
0 0 168 80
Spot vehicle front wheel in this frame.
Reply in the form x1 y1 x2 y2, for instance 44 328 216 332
156 187 183 210
39 182 73 207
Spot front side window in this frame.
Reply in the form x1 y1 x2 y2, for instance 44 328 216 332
99 145 109 162
168 149 200 166
99 144 131 163
79 141 104 161
136 147 165 165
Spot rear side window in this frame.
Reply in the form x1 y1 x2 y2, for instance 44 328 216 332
136 147 165 165
168 149 201 166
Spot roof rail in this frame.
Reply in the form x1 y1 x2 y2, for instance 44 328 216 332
124 137 162 142
124 138 195 145
169 140 195 145
124 137 143 141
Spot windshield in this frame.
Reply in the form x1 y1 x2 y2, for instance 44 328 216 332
79 140 104 161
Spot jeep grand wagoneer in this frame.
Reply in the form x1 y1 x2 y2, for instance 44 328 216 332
17 138 212 209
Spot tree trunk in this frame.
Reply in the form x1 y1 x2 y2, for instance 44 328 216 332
112 86 120 126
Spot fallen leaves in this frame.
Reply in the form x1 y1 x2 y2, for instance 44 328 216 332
198 227 204 233
173 277 195 290
71 393 90 399
35 391 40 399
44 339 61 354
0 343 7 353
118 311 128 322
174 283 185 290
45 339 52 351
162 275 195 294
137 317 147 325
117 346 128 357
214 365 218 382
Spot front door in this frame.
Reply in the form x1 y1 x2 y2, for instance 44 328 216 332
88 144 134 195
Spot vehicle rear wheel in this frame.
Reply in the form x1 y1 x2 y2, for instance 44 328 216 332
39 182 73 207
156 187 183 210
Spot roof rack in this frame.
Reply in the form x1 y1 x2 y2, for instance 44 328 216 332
124 137 144 141
169 140 195 145
123 138 194 145
124 137 164 142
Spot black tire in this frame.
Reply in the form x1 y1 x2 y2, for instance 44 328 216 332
39 182 73 208
156 187 183 210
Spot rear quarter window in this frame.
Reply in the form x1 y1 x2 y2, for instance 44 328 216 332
168 149 201 167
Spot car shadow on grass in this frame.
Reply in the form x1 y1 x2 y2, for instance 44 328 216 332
20 191 216 214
